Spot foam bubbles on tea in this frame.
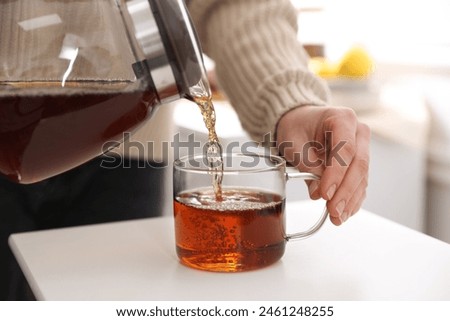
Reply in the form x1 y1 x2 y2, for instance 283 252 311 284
178 188 281 212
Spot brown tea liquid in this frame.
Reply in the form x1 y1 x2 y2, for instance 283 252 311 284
174 188 286 272
0 81 156 183
191 95 224 201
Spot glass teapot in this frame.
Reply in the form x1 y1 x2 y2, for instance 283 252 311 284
0 0 210 184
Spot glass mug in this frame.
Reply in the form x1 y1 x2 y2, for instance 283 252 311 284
173 153 329 272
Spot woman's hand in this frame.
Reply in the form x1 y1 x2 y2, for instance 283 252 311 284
276 105 371 226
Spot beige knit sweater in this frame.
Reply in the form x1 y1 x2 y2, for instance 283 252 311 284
187 0 330 140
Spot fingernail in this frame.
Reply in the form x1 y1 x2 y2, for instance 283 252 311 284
309 181 319 196
326 184 337 200
342 212 349 222
336 200 346 217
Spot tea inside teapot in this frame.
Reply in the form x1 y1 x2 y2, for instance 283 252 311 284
0 0 206 183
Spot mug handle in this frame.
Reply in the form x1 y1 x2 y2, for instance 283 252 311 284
284 169 329 241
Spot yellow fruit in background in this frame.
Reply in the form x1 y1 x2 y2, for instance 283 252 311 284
337 46 374 78
309 57 339 79
308 46 375 80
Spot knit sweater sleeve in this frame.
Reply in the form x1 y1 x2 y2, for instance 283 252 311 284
186 0 330 141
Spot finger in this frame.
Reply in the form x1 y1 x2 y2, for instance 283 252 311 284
319 108 359 201
287 139 325 176
301 146 324 199
326 123 370 221
327 167 368 221
347 188 367 221
279 134 325 200
307 180 321 200
328 181 366 226
340 178 368 223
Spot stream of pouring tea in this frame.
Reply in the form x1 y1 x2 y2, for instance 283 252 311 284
192 95 223 201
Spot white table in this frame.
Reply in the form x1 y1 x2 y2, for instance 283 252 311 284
9 201 450 301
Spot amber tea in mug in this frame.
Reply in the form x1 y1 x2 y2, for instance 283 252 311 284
173 153 328 272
